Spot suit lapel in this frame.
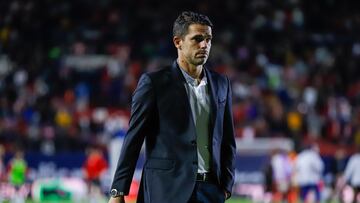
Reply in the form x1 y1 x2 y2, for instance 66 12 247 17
205 68 218 129
171 61 197 131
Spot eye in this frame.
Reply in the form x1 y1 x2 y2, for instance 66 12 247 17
193 36 204 43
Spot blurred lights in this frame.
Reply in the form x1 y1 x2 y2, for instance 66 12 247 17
297 102 308 114
92 108 108 124
352 43 360 56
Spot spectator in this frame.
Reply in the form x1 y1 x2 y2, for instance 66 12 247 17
270 148 293 202
8 150 27 187
294 144 324 203
343 146 360 203
83 146 108 203
7 150 28 203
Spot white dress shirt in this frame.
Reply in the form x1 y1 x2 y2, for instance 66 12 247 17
179 66 211 173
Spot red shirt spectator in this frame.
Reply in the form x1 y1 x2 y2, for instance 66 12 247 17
83 148 108 185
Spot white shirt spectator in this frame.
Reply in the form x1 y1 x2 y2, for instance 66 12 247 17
294 148 324 186
344 153 360 187
271 151 292 192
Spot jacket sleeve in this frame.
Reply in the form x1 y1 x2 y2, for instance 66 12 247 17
111 73 155 195
221 77 237 197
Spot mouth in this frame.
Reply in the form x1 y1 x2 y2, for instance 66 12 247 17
196 52 208 58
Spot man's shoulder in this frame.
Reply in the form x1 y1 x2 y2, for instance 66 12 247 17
147 65 172 78
205 68 229 85
141 65 173 86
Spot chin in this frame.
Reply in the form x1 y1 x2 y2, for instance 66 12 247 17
195 58 207 65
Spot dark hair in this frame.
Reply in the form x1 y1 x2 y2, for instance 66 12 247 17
173 11 213 38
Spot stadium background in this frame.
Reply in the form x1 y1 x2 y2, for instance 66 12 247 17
1 0 360 202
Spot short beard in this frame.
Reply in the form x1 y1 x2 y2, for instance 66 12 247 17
191 57 207 66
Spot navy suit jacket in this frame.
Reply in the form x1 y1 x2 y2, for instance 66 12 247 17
111 61 236 203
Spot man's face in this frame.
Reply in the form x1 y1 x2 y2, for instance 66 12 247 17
176 24 212 66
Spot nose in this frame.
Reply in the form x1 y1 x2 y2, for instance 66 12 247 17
200 40 209 49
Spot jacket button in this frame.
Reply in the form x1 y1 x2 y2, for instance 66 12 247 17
191 141 196 146
193 161 197 165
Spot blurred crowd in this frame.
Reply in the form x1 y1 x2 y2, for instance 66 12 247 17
264 144 360 203
1 0 360 156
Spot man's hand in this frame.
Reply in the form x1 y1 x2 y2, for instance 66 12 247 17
108 196 125 203
224 190 230 200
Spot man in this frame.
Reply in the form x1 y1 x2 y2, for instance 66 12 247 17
8 150 27 203
109 11 236 203
270 148 292 202
83 146 108 203
294 144 324 203
343 146 360 203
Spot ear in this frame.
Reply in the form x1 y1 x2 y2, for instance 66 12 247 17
173 36 182 50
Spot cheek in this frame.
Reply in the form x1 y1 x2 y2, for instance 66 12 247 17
184 46 194 55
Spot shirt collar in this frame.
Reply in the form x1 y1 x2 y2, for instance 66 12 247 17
177 62 207 86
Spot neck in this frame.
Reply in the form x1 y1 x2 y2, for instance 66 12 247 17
177 58 203 80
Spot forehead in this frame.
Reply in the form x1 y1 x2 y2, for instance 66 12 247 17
186 24 212 37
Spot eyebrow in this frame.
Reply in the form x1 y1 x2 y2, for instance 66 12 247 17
190 34 212 39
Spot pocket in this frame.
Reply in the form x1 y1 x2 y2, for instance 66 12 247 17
202 182 226 202
145 158 175 170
